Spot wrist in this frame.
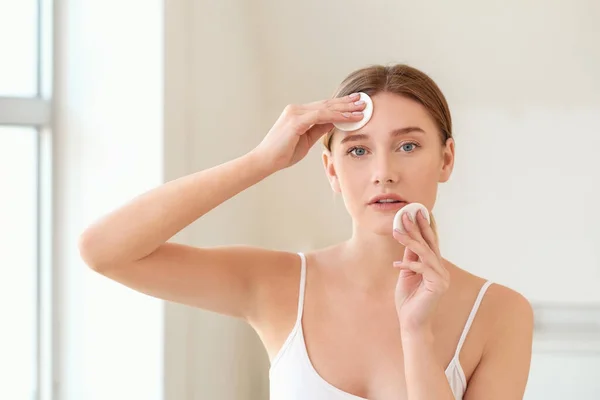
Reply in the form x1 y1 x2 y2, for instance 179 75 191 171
401 327 435 345
245 148 279 178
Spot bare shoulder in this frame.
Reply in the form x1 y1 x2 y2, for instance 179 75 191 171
483 282 534 330
231 246 303 316
483 282 534 348
251 247 304 301
454 265 534 350
448 272 535 397
244 247 307 359
447 262 533 327
90 241 305 323
446 262 534 349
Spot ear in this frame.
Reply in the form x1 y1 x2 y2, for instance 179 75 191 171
322 149 341 193
439 137 455 183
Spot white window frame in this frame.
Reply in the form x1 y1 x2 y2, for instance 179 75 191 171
0 0 55 399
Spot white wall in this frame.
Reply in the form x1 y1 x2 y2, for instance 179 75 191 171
163 1 270 399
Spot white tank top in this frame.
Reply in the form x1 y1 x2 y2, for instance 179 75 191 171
269 252 493 400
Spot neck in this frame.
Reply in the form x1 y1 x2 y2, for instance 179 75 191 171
336 224 407 293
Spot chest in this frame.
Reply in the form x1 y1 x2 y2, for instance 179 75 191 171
300 291 466 399
303 305 403 398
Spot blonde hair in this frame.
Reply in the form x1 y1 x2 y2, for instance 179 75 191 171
324 64 452 240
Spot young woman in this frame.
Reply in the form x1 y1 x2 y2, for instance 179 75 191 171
79 64 534 399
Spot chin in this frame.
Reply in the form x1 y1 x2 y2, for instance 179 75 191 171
355 218 395 237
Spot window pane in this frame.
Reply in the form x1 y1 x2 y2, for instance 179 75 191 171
0 0 38 97
0 126 37 399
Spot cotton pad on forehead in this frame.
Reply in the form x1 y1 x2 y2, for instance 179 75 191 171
332 92 373 132
393 203 431 234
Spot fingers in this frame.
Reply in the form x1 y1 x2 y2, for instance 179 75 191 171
393 216 448 280
393 261 450 291
393 261 430 278
296 107 363 131
326 95 367 114
400 212 440 259
304 93 365 113
285 94 366 130
413 211 440 258
393 229 435 265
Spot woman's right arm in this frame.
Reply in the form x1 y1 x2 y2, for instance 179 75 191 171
78 150 274 269
77 94 365 321
78 151 282 321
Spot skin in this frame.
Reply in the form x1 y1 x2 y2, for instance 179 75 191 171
79 91 534 399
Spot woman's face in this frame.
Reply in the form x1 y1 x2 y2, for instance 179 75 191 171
323 91 455 235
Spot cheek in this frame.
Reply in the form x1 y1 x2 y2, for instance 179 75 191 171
403 154 443 197
406 148 442 174
334 157 369 195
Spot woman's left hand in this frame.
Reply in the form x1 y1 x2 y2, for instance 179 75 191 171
392 210 450 336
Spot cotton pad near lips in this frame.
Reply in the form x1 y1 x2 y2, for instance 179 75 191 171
332 92 373 132
393 203 431 234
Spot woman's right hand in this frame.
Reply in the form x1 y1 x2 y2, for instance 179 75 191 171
253 92 367 172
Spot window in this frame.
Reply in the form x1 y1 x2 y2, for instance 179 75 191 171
0 127 38 399
0 0 54 399
0 0 38 97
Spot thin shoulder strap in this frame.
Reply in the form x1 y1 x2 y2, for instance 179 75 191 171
268 253 308 369
454 280 494 357
295 252 307 326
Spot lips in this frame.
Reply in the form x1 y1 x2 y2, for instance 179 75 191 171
368 193 407 204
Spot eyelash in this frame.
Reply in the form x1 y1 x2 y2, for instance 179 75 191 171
346 142 421 158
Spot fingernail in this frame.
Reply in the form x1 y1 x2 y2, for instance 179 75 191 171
349 93 360 99
352 111 363 115
393 261 403 267
342 112 351 118
354 100 365 106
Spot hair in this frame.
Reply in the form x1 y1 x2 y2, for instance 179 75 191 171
323 64 454 239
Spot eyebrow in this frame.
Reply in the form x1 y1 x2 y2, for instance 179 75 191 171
339 126 425 145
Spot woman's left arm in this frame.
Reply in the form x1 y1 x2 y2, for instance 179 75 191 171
402 330 455 400
393 211 459 399
393 211 534 399
401 294 533 400
463 292 534 399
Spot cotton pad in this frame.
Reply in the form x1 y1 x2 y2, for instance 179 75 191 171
393 203 431 234
333 92 373 132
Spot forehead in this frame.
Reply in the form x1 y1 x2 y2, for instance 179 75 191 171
332 92 437 144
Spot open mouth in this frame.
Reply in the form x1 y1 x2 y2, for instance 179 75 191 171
368 198 407 211
368 193 407 204
367 193 408 211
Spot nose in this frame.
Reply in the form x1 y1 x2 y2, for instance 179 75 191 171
372 154 398 185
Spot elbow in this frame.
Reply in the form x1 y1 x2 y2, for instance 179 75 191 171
78 230 109 272
78 229 132 274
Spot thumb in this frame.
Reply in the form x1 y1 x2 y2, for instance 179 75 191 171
305 123 333 147
403 245 419 263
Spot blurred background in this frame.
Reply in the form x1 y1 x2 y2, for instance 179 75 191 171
1 0 599 399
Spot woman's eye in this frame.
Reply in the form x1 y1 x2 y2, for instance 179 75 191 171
349 147 367 157
400 142 417 152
